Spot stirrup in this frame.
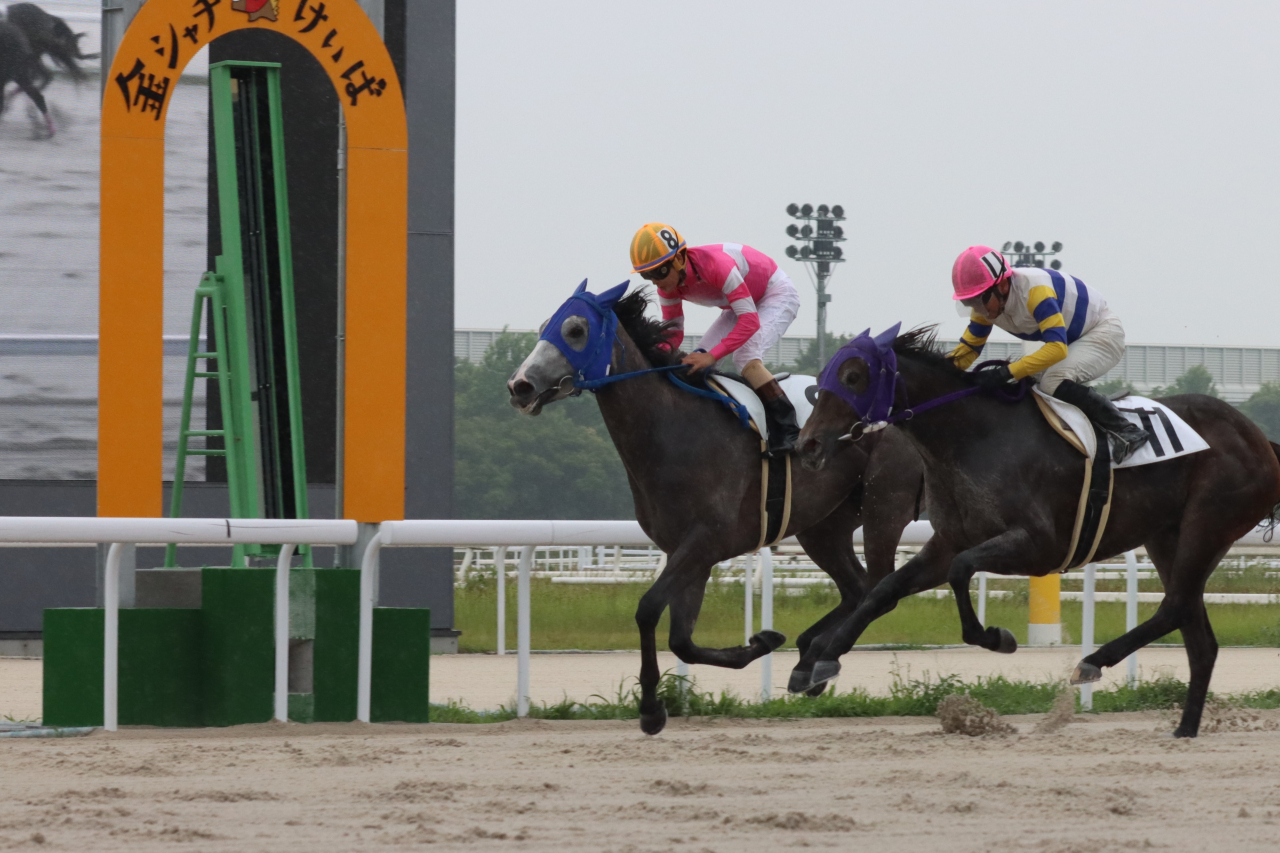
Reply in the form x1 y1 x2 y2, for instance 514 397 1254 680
1108 428 1150 464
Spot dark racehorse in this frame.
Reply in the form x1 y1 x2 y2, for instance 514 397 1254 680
508 283 925 734
6 3 96 87
797 326 1280 737
0 19 53 137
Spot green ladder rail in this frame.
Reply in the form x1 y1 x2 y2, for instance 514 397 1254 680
166 61 312 569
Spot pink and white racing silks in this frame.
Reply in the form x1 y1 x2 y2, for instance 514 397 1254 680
658 243 796 364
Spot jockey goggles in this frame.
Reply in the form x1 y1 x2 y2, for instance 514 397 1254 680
638 262 674 282
959 286 999 309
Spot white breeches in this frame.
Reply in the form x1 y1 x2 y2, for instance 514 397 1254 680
1036 313 1126 394
697 272 801 371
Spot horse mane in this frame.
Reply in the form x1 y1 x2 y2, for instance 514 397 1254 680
614 287 681 367
892 325 978 384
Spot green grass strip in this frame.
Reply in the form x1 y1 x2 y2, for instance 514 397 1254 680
427 670 1280 724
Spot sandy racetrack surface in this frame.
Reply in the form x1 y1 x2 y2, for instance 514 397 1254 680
3 713 1280 851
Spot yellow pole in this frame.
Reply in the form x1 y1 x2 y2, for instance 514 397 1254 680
1027 574 1062 645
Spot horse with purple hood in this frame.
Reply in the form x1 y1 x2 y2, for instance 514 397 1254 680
508 281 926 733
798 323 1280 737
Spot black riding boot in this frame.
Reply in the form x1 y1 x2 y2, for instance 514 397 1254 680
758 380 800 457
1052 379 1151 464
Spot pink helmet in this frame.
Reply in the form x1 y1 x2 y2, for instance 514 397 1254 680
951 246 1011 300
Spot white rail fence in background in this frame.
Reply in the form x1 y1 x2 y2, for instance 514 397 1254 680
360 520 1280 720
4 517 1276 728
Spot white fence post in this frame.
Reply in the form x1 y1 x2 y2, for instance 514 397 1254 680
356 531 383 724
1125 549 1139 686
1080 563 1096 711
495 546 507 656
517 545 533 717
760 547 773 702
273 543 296 723
103 542 125 733
743 552 756 646
458 547 473 584
976 571 987 626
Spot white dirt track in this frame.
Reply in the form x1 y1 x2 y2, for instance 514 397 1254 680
3 712 1280 852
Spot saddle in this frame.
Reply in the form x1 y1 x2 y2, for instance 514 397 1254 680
1033 389 1210 571
706 373 816 549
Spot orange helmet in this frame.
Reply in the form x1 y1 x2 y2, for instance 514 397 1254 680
630 223 686 273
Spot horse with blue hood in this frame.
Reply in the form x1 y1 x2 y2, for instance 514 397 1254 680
509 281 926 734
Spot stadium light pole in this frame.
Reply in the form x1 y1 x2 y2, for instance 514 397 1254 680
785 203 846 366
1002 239 1065 647
1002 240 1063 270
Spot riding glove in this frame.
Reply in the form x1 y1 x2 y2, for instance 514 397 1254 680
972 363 1014 391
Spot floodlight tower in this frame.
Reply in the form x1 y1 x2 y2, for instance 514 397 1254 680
785 203 846 365
1003 238 1065 648
1003 240 1063 269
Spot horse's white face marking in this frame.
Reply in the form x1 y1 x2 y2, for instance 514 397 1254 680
510 339 575 415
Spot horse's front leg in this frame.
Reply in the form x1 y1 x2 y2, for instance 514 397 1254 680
788 497 867 694
806 537 955 688
667 567 785 669
635 571 681 735
634 537 719 735
947 528 1038 653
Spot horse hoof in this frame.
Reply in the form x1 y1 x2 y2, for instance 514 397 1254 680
811 659 841 686
787 669 814 694
805 682 829 698
994 627 1017 654
1172 725 1198 739
639 704 668 736
1070 662 1102 685
752 629 786 652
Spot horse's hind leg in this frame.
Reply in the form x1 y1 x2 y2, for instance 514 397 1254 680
1075 531 1226 738
789 496 868 694
1175 601 1219 738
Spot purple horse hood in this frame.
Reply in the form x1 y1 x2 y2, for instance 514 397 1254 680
817 323 902 428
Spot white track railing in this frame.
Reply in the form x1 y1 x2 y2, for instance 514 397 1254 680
358 519 1278 720
11 516 1275 727
358 521 654 720
0 518 358 732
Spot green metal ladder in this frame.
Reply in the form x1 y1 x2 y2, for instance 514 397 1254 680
166 61 312 569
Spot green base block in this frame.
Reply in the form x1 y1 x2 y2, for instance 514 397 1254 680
288 692 315 723
313 569 359 721
44 608 202 728
372 608 431 723
200 568 275 726
43 573 430 727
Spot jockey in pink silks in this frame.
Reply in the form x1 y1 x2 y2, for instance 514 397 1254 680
630 222 802 455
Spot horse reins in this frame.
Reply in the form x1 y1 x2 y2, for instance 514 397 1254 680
837 360 1028 442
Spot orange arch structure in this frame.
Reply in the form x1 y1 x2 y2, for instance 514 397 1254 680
99 0 406 522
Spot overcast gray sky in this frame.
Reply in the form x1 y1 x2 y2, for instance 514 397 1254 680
455 1 1280 347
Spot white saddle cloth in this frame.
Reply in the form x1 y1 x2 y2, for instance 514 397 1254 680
1034 389 1210 468
707 373 815 443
